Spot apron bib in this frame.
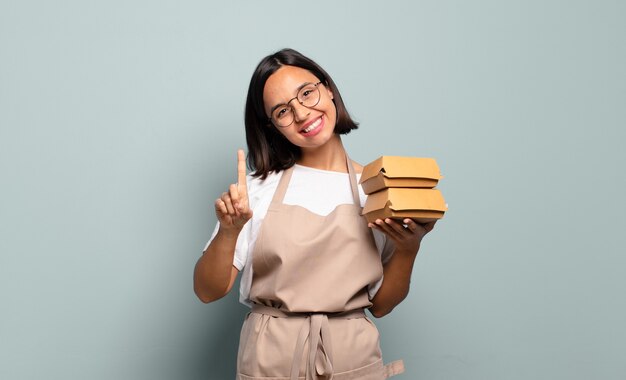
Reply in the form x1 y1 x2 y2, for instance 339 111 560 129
236 155 404 380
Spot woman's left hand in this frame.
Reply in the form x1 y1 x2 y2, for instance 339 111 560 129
368 218 436 255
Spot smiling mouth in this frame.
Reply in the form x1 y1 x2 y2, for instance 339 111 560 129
301 117 322 133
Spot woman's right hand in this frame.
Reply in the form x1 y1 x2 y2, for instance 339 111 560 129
214 149 253 231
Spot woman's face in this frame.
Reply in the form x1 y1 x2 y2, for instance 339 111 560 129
263 65 336 151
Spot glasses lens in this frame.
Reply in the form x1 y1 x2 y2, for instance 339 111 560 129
272 106 293 127
298 83 320 107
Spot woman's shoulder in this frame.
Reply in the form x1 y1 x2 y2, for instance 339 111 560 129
246 170 291 207
247 171 281 194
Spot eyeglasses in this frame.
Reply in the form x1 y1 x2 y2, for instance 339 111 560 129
269 82 323 128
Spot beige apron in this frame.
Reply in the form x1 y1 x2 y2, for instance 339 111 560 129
236 155 405 380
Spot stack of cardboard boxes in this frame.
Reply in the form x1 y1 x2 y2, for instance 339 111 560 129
360 156 448 223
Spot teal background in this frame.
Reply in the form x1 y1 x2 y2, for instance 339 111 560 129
1 1 625 379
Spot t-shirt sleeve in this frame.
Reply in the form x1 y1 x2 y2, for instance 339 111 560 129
202 220 250 271
367 230 396 299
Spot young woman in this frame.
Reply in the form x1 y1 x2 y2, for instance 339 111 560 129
194 48 436 380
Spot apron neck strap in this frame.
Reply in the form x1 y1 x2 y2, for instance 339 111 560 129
346 156 361 206
270 153 361 207
271 165 294 206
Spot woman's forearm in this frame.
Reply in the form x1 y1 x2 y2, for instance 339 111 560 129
193 228 240 303
368 245 420 318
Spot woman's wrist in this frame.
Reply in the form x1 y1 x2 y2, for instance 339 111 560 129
217 225 242 241
393 243 421 258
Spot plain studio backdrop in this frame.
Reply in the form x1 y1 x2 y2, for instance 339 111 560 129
1 1 625 379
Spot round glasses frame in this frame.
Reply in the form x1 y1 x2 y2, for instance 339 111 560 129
268 81 323 128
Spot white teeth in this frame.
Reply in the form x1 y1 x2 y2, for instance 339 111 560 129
302 118 322 133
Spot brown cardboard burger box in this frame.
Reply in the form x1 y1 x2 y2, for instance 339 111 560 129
359 156 442 194
360 156 447 223
362 187 448 223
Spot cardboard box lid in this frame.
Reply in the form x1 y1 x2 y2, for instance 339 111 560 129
362 188 448 215
359 156 442 184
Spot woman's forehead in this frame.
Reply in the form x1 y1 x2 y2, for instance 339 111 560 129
263 66 318 101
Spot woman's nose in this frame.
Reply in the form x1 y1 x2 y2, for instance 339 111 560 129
292 102 311 122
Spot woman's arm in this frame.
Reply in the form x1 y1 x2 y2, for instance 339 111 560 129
194 229 241 303
194 150 252 303
368 218 436 317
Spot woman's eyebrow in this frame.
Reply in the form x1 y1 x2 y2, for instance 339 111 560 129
270 82 314 114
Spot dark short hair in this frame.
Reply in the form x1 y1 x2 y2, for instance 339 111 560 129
244 48 358 179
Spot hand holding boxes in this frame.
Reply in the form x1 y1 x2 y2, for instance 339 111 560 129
360 156 448 223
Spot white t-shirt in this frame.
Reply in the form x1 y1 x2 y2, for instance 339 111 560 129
204 164 395 307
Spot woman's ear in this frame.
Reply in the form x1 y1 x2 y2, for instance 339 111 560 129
325 85 334 100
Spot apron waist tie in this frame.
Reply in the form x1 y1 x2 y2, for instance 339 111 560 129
251 304 366 380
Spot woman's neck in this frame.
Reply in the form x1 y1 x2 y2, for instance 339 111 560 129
297 135 348 173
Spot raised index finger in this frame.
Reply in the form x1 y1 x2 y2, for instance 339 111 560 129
237 149 248 192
